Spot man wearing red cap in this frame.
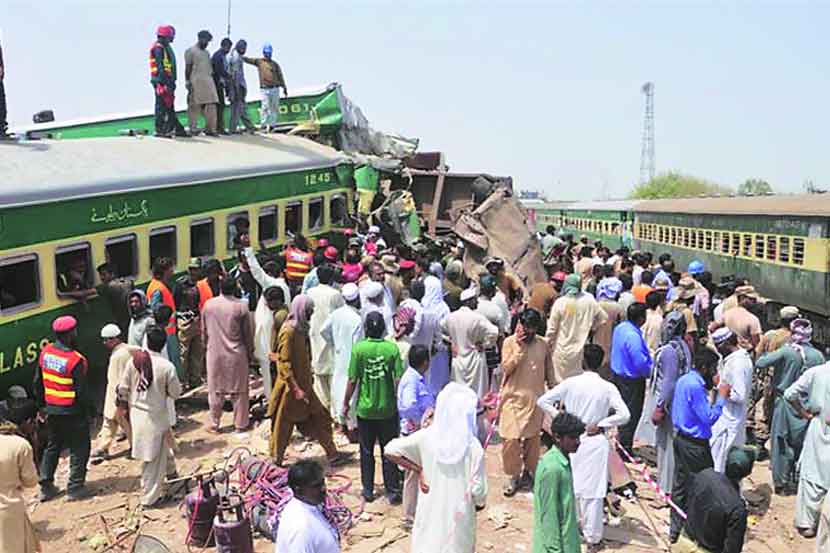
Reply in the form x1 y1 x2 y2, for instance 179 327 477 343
34 316 94 501
150 25 188 137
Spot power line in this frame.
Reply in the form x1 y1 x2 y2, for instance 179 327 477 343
639 82 655 185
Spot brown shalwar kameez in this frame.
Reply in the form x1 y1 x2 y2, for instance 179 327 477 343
499 334 554 478
268 323 337 465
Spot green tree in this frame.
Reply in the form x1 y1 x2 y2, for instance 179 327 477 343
738 178 773 195
629 172 732 199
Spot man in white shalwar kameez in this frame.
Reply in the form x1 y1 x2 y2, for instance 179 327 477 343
385 382 488 553
243 243 291 394
118 327 182 507
275 460 341 553
441 289 499 401
307 264 344 411
418 275 452 397
710 329 753 473
320 283 364 428
784 361 830 538
537 343 630 549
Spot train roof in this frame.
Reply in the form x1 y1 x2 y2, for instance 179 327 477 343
562 199 638 212
0 134 346 209
635 194 830 216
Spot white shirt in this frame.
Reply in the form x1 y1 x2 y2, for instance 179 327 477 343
275 497 340 553
537 371 630 429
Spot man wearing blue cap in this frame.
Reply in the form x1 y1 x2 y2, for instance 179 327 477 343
244 43 287 132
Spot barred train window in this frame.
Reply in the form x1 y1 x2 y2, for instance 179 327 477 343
105 234 138 278
705 231 713 251
683 229 690 247
711 232 719 252
55 243 93 295
0 254 40 312
779 237 790 263
690 230 697 249
258 207 279 244
742 235 752 257
755 235 764 258
190 218 215 258
732 234 740 255
721 232 730 253
671 228 677 245
766 237 777 261
793 239 805 265
151 226 177 268
697 231 704 250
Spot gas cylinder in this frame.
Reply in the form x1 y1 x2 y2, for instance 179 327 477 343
213 495 254 553
185 475 218 547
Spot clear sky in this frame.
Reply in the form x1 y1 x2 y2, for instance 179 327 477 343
3 1 828 199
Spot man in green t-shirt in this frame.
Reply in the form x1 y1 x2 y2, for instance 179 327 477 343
343 311 405 504
533 412 584 553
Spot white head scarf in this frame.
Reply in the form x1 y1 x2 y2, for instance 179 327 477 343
432 382 478 465
421 275 445 311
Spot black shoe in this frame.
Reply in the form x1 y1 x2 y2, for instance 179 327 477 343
362 491 375 503
67 486 94 502
387 492 402 506
38 483 60 502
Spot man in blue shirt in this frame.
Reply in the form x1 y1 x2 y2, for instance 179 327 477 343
396 344 435 526
670 344 731 543
610 302 652 451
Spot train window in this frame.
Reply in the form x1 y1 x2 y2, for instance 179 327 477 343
710 232 718 252
721 232 730 253
742 235 752 257
755 235 764 258
793 238 805 265
766 236 777 261
668 227 675 245
779 237 790 263
190 218 215 257
697 231 704 250
682 229 689 247
285 201 303 236
704 231 713 251
55 243 93 296
309 197 324 231
104 234 138 278
227 211 250 251
330 194 349 226
732 234 741 255
0 254 40 313
150 226 177 268
258 206 279 244
690 230 698 249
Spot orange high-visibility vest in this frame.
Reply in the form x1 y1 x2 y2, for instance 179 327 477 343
146 279 176 335
284 247 312 283
39 344 87 408
196 278 214 312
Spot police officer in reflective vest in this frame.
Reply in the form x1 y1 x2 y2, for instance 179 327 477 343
35 315 94 501
283 233 313 295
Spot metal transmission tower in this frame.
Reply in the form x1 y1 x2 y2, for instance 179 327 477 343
639 82 655 185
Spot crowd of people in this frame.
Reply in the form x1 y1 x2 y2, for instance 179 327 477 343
150 25 288 137
3 220 830 553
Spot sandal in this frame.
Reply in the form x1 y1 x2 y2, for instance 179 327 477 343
327 452 352 468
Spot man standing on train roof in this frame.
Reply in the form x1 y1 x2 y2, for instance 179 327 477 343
211 38 233 134
0 33 7 137
243 43 288 133
184 30 219 136
227 39 256 134
35 316 94 502
150 25 189 138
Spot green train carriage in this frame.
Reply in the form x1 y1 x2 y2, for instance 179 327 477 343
632 195 830 343
557 200 636 250
0 133 354 397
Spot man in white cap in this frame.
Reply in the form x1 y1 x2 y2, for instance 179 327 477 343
307 264 344 412
364 225 386 254
361 269 394 334
91 324 136 463
441 287 499 400
321 283 364 434
710 327 753 473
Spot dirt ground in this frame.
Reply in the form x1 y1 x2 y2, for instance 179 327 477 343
28 393 819 553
